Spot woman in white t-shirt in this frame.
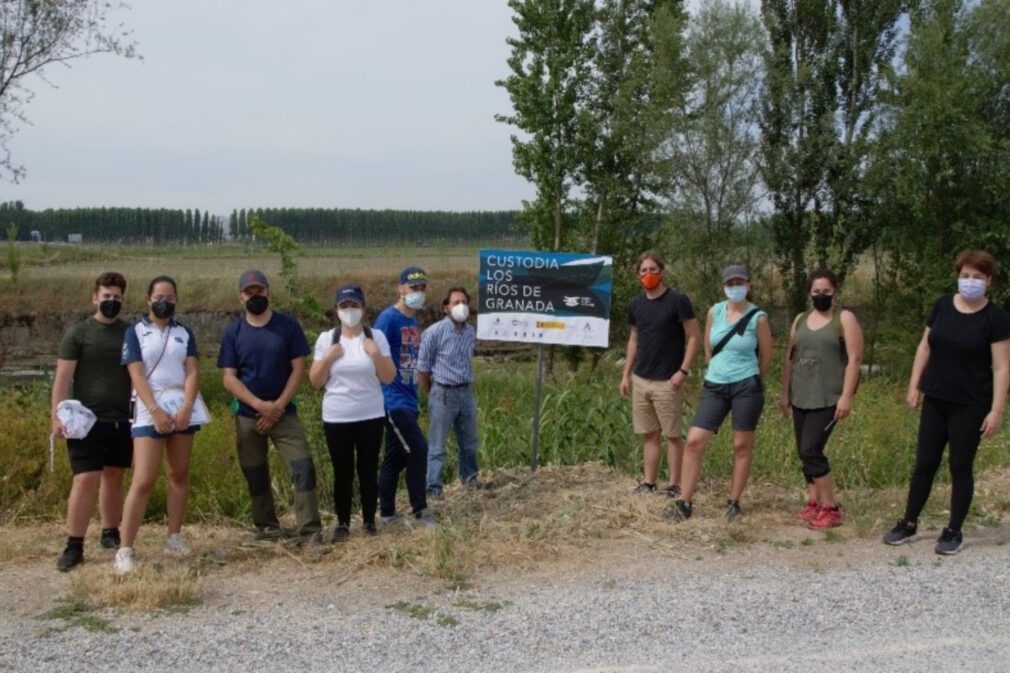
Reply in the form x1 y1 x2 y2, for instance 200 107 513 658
310 284 396 541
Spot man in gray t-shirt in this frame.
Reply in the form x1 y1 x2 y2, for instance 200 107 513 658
51 272 133 572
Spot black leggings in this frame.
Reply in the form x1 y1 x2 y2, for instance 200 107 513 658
904 396 988 531
792 406 836 482
323 418 384 526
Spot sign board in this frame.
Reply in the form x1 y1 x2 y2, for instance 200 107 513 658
476 249 613 348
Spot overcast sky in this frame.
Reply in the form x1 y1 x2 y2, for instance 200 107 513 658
4 0 722 215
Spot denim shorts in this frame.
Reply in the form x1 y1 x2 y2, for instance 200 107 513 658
131 425 201 439
691 375 765 432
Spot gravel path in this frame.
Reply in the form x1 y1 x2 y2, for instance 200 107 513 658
3 528 1009 673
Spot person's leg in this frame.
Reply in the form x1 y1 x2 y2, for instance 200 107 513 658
632 375 662 486
680 427 715 503
426 385 452 493
657 384 685 488
455 388 481 484
121 437 166 548
356 418 385 526
727 376 765 502
323 422 356 527
234 415 280 531
164 433 195 536
794 406 835 504
728 431 756 502
903 396 950 524
66 470 102 538
945 404 988 531
792 407 816 504
98 422 132 533
379 414 407 518
387 409 430 515
269 414 322 537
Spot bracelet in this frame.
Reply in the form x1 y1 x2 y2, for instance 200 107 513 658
679 368 690 377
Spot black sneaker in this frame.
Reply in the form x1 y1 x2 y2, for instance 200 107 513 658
662 499 692 521
882 519 918 545
331 525 350 544
364 521 377 536
99 528 120 550
633 482 657 495
725 499 742 522
664 484 682 499
56 545 83 572
935 527 963 555
254 526 285 541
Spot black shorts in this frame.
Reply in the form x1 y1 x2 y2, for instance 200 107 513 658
691 375 765 433
66 421 133 475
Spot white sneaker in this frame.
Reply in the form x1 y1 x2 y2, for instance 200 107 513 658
114 547 135 574
164 533 190 557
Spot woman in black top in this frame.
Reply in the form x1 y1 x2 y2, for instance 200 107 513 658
884 250 1010 554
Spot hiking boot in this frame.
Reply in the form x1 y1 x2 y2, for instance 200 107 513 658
164 533 191 557
254 526 285 541
725 500 743 522
114 547 136 574
662 499 692 521
935 527 964 555
426 488 444 501
331 525 350 544
798 500 819 523
807 504 842 530
882 519 918 546
99 528 121 550
56 545 84 572
380 512 403 525
633 482 657 495
664 484 682 499
413 509 438 530
465 479 494 490
364 521 378 536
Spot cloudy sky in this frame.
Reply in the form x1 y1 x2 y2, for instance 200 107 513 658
4 0 721 216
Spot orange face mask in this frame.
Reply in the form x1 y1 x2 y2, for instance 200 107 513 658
640 272 662 291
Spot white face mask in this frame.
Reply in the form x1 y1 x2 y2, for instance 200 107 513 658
724 285 748 303
450 303 470 322
338 308 363 327
404 291 426 310
958 278 987 301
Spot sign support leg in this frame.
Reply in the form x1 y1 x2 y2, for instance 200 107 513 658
530 343 544 472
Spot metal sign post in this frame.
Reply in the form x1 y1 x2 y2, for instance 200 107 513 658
529 343 545 471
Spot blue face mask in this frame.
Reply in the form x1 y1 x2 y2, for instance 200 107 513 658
724 285 748 303
958 278 986 301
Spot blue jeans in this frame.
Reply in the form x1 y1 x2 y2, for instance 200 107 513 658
426 383 480 492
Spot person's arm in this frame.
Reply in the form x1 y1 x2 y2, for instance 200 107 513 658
416 327 437 395
906 328 931 409
982 339 1010 438
620 327 638 398
703 307 714 362
308 333 342 389
50 359 77 437
222 367 273 416
779 314 801 416
756 314 773 378
835 310 865 421
128 361 174 434
672 318 701 389
362 333 397 385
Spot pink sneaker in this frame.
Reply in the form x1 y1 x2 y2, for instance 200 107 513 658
798 500 818 523
808 504 843 529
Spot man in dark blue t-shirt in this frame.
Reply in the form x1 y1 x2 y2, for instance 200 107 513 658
375 266 437 528
218 269 322 541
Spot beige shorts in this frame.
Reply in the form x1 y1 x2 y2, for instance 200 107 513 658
631 373 685 438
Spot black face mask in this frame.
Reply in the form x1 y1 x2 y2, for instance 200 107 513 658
811 293 834 312
245 294 269 316
151 300 176 319
98 299 122 319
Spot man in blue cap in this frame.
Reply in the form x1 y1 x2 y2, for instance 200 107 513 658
375 266 437 528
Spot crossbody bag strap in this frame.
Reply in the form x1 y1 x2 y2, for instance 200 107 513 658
145 325 172 381
711 308 760 358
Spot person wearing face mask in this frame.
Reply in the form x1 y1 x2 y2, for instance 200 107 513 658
115 276 208 573
309 284 396 542
666 265 773 523
620 251 700 497
374 266 437 529
779 269 864 529
884 250 1010 554
51 272 133 571
417 286 490 498
218 270 323 544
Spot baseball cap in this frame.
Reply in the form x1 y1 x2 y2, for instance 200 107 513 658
721 265 750 283
239 269 269 291
335 284 365 306
399 266 427 285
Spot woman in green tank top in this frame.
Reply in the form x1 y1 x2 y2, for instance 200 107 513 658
780 269 863 530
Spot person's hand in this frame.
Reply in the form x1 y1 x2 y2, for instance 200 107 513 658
254 399 285 423
778 393 791 417
670 370 686 390
326 343 344 361
981 410 1003 439
152 407 175 434
906 388 920 410
256 414 278 433
619 376 631 398
835 394 853 421
362 338 379 357
173 404 193 431
51 414 68 439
